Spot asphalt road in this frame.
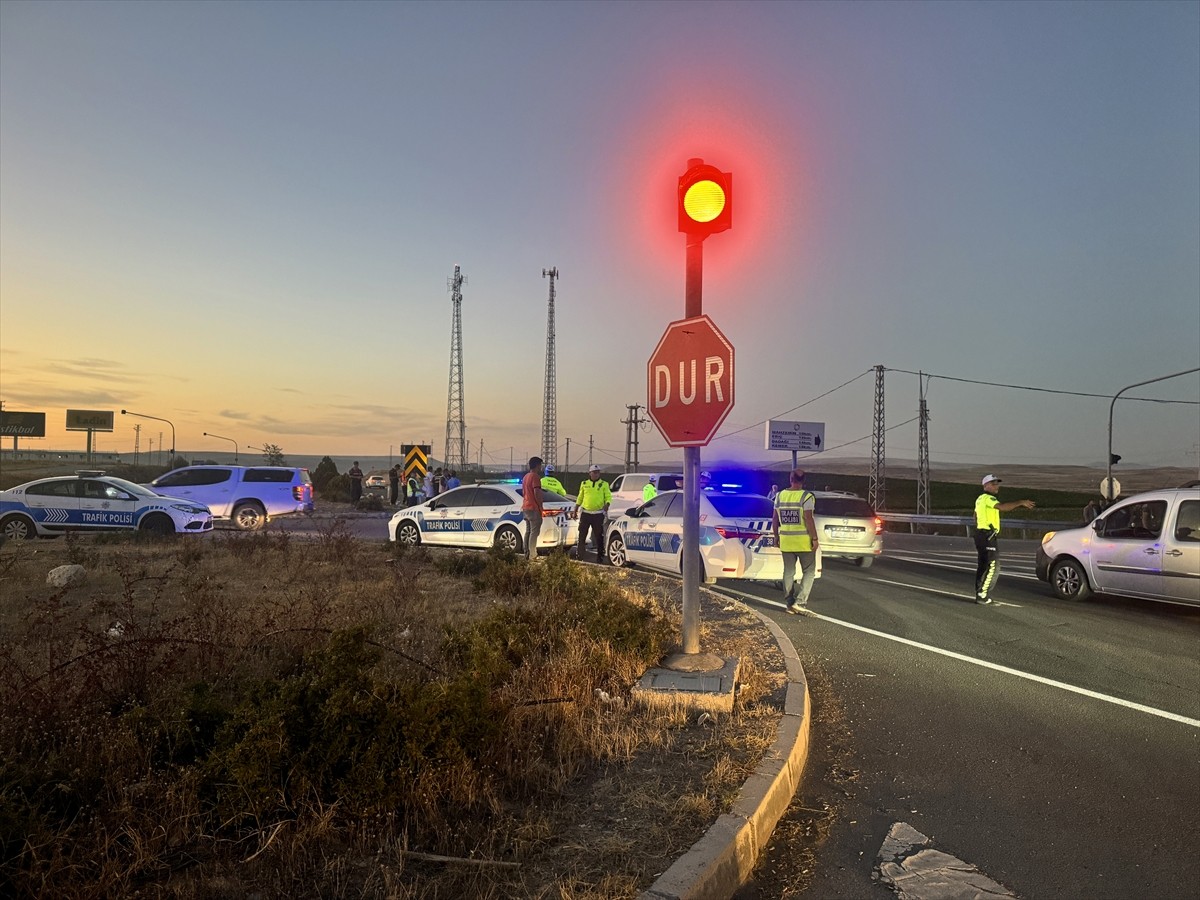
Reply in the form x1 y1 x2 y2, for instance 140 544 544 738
728 533 1200 900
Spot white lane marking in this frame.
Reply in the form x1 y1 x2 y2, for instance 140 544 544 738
716 587 1200 729
863 575 1024 607
885 553 1038 580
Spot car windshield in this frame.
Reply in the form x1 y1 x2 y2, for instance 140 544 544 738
108 477 161 499
814 497 875 518
706 494 775 519
514 486 572 503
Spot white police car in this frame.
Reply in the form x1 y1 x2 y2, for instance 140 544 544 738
389 481 578 553
604 490 797 582
0 472 214 539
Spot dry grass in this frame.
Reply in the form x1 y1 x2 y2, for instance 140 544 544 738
0 530 785 899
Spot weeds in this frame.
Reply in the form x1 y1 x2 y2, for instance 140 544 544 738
0 535 776 899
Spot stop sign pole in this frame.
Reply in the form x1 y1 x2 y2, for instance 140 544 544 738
681 157 725 655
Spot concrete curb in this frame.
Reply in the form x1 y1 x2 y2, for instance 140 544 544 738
639 597 811 900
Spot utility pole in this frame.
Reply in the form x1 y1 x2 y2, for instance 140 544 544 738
541 267 559 467
868 364 886 512
588 434 594 468
916 372 930 516
622 404 645 472
565 437 571 472
133 425 141 466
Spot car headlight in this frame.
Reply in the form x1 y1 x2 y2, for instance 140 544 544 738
171 504 207 515
1041 531 1055 544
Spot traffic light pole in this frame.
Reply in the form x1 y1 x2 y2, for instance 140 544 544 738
681 159 705 656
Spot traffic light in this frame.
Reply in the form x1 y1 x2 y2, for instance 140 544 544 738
678 163 732 239
1110 453 1122 465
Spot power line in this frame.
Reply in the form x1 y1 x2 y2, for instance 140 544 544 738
885 367 1200 405
710 367 873 441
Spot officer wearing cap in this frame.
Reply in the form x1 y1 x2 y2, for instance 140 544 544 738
974 474 1035 605
540 465 566 497
574 465 612 564
642 474 658 502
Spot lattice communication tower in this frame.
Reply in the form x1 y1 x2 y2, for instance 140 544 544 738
443 265 468 471
540 267 559 467
917 372 930 515
868 364 886 511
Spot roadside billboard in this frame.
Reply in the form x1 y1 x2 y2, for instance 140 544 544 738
66 409 115 432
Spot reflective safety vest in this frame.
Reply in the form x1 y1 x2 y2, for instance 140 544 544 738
975 492 1000 533
541 476 566 495
576 478 612 512
643 483 657 502
775 488 815 552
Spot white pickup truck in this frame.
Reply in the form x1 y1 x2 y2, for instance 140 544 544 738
147 465 315 531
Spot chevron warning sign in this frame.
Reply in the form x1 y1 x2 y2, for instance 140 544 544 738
402 445 430 481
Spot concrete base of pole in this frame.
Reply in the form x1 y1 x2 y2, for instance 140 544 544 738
632 655 740 715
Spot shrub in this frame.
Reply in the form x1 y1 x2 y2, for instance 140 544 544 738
311 455 339 491
320 473 351 503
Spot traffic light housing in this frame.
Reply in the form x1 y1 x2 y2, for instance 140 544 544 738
678 163 732 239
1110 453 1122 465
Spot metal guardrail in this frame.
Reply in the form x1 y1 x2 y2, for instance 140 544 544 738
879 513 1079 539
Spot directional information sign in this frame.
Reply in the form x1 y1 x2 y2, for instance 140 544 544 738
765 419 826 452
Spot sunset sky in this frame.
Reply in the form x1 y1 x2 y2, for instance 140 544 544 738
2 1 1197 472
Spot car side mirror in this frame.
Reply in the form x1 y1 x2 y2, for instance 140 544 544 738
1091 519 1103 533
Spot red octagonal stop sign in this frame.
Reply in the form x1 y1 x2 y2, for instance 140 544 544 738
647 314 735 447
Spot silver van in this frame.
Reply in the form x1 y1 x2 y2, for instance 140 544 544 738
1036 486 1200 606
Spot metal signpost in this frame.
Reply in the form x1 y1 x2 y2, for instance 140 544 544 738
645 157 734 657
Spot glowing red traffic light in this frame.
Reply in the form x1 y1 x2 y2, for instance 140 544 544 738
678 163 732 238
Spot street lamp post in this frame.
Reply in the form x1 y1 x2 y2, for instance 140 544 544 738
122 410 175 465
203 432 238 463
1106 367 1200 501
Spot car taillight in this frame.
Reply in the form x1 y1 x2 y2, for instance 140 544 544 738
293 486 304 501
874 517 883 535
714 526 765 541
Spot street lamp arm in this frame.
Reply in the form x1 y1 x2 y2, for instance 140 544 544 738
202 432 238 463
1107 367 1200 500
122 409 176 461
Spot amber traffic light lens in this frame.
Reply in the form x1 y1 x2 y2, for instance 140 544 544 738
683 179 726 223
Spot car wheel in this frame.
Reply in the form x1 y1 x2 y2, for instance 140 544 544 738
494 525 523 554
854 556 874 569
1 514 36 541
232 502 266 532
139 514 176 537
1050 558 1092 602
395 521 421 546
606 533 627 567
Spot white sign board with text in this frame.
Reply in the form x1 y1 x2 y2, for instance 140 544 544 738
765 419 825 452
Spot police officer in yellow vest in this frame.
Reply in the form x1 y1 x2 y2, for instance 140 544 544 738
974 475 1035 604
772 469 819 614
541 465 566 496
642 474 658 502
574 465 612 564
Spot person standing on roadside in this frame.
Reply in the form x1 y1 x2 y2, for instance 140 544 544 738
406 470 420 506
767 483 780 502
974 474 1036 605
772 469 819 614
446 470 461 490
521 456 545 561
348 461 364 504
1083 499 1100 523
574 464 612 563
388 464 401 506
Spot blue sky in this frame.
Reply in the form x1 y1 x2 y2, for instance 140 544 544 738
2 0 1197 471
